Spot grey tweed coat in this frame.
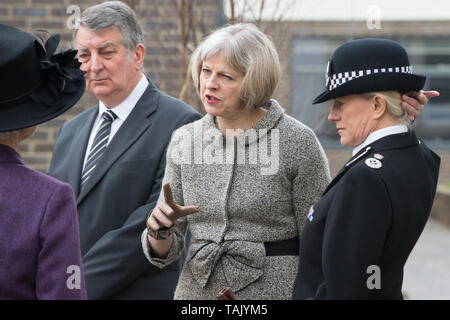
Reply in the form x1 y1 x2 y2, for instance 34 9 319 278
142 100 330 299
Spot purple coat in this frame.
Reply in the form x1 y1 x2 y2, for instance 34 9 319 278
0 145 86 299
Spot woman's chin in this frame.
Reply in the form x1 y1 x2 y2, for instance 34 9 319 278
339 138 351 147
204 105 221 117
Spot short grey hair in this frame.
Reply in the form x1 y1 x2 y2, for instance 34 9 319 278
191 23 281 110
76 1 144 52
361 91 411 126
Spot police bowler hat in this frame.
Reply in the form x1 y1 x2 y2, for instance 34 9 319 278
312 38 426 104
0 24 85 132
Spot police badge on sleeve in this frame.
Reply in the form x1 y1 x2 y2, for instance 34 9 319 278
365 158 382 169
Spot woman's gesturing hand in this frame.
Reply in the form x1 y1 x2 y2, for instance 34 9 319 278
146 183 200 240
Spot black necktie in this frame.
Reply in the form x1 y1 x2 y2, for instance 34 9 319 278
81 110 117 187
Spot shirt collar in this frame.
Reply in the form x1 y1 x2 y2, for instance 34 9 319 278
352 125 408 156
98 74 149 121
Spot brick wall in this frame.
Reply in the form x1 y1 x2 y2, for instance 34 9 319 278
0 0 218 172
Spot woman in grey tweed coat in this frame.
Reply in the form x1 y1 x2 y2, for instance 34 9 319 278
141 23 330 300
140 22 332 300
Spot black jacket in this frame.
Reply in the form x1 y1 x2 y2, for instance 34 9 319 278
293 130 440 299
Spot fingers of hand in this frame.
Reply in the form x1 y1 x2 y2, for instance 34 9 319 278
175 205 200 219
405 91 429 105
150 206 174 230
160 201 177 223
402 95 422 116
162 183 200 220
402 102 418 117
423 90 440 98
147 212 162 231
163 183 176 207
415 92 428 105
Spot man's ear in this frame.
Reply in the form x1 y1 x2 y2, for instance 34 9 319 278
372 95 387 120
133 44 145 70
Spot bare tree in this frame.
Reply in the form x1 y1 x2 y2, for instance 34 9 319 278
173 0 199 105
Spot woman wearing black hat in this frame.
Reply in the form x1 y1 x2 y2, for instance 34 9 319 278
0 24 86 299
292 38 441 300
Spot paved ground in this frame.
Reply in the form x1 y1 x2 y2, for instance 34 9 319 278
403 218 450 300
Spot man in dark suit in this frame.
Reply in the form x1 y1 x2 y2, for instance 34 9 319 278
47 1 201 299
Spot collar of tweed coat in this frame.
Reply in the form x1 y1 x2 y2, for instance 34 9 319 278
202 99 284 147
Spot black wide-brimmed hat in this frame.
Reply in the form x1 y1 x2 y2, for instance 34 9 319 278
312 38 426 104
0 24 85 132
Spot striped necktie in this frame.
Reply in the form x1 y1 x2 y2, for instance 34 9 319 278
81 110 117 187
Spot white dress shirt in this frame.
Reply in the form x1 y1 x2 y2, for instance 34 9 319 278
352 125 408 156
82 75 149 171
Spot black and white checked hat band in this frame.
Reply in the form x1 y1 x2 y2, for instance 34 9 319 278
326 64 413 90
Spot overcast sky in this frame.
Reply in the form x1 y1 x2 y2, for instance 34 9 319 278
223 0 450 21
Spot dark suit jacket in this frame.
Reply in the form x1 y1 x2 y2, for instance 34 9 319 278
0 145 86 299
293 131 440 299
48 79 201 299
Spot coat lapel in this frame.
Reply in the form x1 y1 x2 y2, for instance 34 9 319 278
322 131 419 196
76 82 160 205
68 106 98 197
322 146 373 195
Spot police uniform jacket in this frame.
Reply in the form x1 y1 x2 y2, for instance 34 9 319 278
292 130 440 299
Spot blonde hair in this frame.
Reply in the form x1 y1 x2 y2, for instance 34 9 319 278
191 23 281 110
361 91 411 126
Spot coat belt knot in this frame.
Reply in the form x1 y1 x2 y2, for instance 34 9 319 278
186 240 266 292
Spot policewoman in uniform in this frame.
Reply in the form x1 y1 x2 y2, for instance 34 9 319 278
292 38 441 299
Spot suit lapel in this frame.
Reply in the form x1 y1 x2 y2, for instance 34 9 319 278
76 82 160 205
68 106 98 197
